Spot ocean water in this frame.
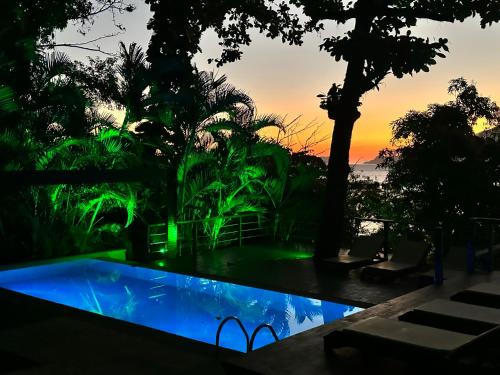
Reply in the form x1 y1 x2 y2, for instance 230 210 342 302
350 164 388 183
320 158 388 182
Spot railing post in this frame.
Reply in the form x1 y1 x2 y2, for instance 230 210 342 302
434 225 444 285
383 221 390 260
354 217 361 235
177 222 182 257
192 221 198 256
487 222 495 272
239 216 243 247
273 213 279 240
466 219 476 274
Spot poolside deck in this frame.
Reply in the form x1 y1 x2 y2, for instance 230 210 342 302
0 287 235 374
1 243 492 374
224 271 500 375
158 243 429 307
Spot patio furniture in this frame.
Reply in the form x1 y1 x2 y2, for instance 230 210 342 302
324 316 500 362
361 238 429 281
399 299 500 335
321 233 385 271
451 281 500 308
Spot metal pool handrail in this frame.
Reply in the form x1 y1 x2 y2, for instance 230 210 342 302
216 317 279 353
249 323 279 351
215 316 250 352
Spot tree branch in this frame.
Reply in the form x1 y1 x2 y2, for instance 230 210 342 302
40 33 119 56
307 4 471 25
47 44 115 56
87 0 134 17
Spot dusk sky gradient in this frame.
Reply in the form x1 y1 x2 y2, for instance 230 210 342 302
58 1 500 162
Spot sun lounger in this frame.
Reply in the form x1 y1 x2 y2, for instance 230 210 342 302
321 233 384 271
451 281 500 308
361 239 429 281
324 316 500 362
399 299 500 335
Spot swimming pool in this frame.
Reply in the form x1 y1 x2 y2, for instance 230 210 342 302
0 259 362 352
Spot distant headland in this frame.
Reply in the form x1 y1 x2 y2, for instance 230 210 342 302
363 156 384 165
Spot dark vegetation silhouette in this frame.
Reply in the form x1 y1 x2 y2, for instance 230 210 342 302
380 78 500 243
288 1 500 258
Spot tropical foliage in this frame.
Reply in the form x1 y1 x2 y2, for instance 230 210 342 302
0 30 324 261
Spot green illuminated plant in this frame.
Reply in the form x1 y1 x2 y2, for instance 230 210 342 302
36 127 139 247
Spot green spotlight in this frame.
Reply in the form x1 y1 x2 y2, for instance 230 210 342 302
167 217 178 257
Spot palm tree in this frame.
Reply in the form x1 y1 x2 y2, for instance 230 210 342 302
23 51 92 141
116 42 150 128
132 68 284 254
36 127 140 247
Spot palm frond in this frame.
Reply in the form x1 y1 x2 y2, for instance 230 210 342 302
202 118 240 134
34 51 72 84
45 51 72 74
0 86 17 113
36 138 84 170
86 108 118 131
0 130 21 148
206 85 254 117
249 114 285 133
119 42 148 77
177 152 215 183
251 143 290 175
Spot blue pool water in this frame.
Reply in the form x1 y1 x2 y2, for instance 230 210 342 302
0 259 362 352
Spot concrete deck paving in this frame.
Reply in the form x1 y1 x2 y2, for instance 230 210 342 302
159 243 429 307
225 271 500 375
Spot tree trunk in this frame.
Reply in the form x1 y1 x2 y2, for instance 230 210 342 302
315 112 358 258
315 3 374 259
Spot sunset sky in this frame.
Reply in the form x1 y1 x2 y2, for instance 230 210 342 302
58 2 500 162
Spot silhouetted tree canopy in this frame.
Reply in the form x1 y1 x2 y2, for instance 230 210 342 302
145 0 304 67
380 78 500 234
0 1 134 95
219 0 500 257
143 0 305 141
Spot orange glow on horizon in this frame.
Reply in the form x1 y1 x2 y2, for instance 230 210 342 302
312 140 387 163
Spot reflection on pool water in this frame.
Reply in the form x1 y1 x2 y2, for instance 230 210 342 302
0 259 363 352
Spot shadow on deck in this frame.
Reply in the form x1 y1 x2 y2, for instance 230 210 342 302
156 242 430 307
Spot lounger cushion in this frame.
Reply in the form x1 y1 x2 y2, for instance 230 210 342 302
414 299 500 325
320 234 384 270
323 255 373 265
364 261 414 272
466 282 500 296
361 239 429 279
451 282 500 308
344 317 475 352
